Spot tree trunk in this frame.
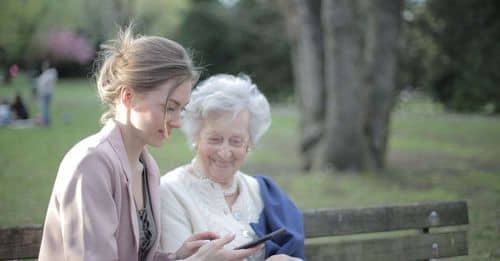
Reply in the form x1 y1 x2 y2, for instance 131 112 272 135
364 0 403 170
278 0 325 171
322 0 372 171
278 0 402 173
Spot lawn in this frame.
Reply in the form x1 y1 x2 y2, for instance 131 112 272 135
1 77 499 259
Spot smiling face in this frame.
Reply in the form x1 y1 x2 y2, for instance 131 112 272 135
129 80 192 147
195 110 250 185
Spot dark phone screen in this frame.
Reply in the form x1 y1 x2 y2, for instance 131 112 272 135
233 228 286 250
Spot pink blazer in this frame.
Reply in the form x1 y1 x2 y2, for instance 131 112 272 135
39 121 170 261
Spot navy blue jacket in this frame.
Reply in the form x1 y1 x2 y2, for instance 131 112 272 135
250 176 305 259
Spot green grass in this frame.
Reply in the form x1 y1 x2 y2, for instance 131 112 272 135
1 77 499 259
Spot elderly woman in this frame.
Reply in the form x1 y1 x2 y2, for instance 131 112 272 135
159 74 304 260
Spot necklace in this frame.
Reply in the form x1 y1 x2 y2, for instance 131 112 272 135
190 164 239 197
221 179 238 197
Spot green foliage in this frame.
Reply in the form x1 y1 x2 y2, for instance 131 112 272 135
401 0 500 113
173 0 293 101
0 0 49 64
134 0 191 37
1 0 292 90
0 0 190 73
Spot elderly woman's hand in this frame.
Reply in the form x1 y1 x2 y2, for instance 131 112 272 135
184 233 263 261
174 231 219 259
265 254 301 261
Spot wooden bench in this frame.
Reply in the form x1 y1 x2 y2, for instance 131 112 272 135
303 200 469 260
0 201 468 260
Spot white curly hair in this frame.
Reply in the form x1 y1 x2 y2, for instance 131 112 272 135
181 74 271 147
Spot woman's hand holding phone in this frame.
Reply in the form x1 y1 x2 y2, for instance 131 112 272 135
184 233 263 261
234 228 286 250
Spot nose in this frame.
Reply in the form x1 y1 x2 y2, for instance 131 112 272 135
217 144 232 159
166 114 182 129
168 118 181 129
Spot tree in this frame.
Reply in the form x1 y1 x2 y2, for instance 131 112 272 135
279 0 403 172
0 0 49 82
0 0 189 79
278 0 324 171
403 0 500 113
174 0 293 99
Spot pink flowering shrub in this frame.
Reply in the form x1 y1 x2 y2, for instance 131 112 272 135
44 31 95 65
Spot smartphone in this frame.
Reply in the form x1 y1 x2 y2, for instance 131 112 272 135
233 228 287 250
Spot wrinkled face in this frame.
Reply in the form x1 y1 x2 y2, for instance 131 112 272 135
129 80 191 147
195 110 250 184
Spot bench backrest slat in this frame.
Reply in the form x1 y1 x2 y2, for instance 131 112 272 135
0 225 42 260
304 230 467 260
303 200 468 238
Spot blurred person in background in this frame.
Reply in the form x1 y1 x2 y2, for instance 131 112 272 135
38 27 261 261
10 92 30 120
8 92 33 128
0 96 11 126
160 74 305 261
36 60 58 126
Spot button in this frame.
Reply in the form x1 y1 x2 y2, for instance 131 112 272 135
233 211 241 220
242 230 251 238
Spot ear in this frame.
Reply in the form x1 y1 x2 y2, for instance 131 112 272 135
120 86 134 109
192 132 202 151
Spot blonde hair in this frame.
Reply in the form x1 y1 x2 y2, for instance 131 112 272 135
95 26 199 124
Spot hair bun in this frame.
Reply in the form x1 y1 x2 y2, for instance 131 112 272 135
94 25 197 125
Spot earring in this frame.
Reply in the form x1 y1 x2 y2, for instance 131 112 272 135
192 143 197 150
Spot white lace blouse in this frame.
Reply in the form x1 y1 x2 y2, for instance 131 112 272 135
159 164 265 260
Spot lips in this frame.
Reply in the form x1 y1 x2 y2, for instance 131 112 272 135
159 129 167 138
211 159 232 168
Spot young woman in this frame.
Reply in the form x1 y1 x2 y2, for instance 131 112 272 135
38 28 261 261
